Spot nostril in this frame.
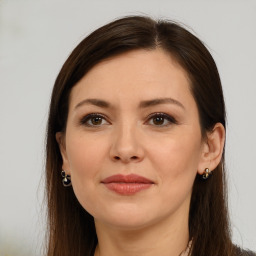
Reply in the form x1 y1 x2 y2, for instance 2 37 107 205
113 155 138 161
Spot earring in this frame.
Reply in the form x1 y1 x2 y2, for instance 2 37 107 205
61 170 72 187
202 168 212 180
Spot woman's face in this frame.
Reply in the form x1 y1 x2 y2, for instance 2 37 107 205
58 49 207 230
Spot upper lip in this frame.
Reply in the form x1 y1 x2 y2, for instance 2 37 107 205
101 174 154 184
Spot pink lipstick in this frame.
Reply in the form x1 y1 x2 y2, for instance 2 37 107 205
101 174 154 195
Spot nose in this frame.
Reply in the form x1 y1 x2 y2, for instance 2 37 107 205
109 123 144 163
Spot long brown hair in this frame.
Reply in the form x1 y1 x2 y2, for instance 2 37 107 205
46 15 233 256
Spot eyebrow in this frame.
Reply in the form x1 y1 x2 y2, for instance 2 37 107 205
139 98 185 109
75 97 185 110
75 99 110 109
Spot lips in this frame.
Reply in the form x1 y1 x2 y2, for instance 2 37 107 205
101 174 154 195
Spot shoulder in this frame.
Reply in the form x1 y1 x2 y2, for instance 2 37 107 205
233 246 256 256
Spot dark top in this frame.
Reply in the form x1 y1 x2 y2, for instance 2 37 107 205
235 247 256 256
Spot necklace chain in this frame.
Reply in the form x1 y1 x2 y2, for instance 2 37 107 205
179 240 192 256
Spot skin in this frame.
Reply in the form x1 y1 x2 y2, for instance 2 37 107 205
57 49 225 256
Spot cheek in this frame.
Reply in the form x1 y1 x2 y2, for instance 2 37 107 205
65 134 106 191
149 131 202 184
65 134 107 213
148 132 201 213
66 134 105 174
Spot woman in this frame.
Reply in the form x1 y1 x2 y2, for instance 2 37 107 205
45 16 255 256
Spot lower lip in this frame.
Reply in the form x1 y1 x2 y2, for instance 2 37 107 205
103 183 152 195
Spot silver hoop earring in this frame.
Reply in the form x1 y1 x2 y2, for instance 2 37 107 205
202 168 212 180
61 170 72 187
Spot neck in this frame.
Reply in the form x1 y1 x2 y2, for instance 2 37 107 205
94 209 189 256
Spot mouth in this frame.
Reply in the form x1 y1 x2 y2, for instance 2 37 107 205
101 174 154 195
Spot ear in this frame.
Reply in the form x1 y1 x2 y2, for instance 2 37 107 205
56 132 71 174
197 123 225 175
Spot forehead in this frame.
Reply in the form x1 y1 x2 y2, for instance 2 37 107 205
69 49 194 109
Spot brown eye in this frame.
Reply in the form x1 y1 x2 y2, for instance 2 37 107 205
147 113 177 127
152 116 165 125
91 116 103 125
80 114 109 127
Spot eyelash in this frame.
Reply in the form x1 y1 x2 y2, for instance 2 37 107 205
79 112 177 127
80 113 109 127
146 112 178 127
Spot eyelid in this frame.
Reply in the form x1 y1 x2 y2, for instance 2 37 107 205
145 112 178 126
79 112 177 127
79 113 110 127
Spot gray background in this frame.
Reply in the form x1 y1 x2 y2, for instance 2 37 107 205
0 0 255 255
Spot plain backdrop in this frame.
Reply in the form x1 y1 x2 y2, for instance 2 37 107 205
0 0 255 255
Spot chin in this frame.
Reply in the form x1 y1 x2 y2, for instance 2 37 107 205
93 203 164 231
98 216 155 231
